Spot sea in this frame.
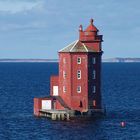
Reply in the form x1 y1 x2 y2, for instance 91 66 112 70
0 63 139 140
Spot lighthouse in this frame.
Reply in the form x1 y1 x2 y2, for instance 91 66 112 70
34 19 104 119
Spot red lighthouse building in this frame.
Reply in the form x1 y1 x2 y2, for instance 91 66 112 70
34 19 104 119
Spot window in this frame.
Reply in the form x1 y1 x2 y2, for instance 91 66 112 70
77 70 81 79
92 86 96 93
79 101 83 107
92 57 96 64
63 71 66 79
92 70 96 79
77 86 81 93
63 86 66 93
77 57 81 64
63 58 66 64
93 100 96 107
85 32 89 35
42 100 51 110
53 86 58 96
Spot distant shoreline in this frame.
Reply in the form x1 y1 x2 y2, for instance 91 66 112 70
103 58 140 63
0 58 140 63
0 59 58 63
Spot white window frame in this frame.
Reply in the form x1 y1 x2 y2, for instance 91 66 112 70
77 86 81 93
77 70 81 79
77 57 81 64
53 86 59 96
92 86 96 93
63 71 66 79
63 86 66 93
93 100 96 107
92 57 96 64
42 100 52 110
92 70 96 79
63 58 66 64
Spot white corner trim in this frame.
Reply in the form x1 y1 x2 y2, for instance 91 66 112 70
70 40 79 52
82 43 88 52
59 40 77 52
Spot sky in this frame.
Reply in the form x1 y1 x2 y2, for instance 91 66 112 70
0 0 140 59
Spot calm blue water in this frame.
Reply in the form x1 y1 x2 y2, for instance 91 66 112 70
0 63 139 140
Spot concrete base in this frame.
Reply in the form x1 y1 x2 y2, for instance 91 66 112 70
36 109 105 121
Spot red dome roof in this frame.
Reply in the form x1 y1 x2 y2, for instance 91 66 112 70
85 19 98 32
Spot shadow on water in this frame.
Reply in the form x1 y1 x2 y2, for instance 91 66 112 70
1 110 139 140
33 116 108 140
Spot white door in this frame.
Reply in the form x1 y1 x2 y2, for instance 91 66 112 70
53 86 58 96
42 100 52 110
